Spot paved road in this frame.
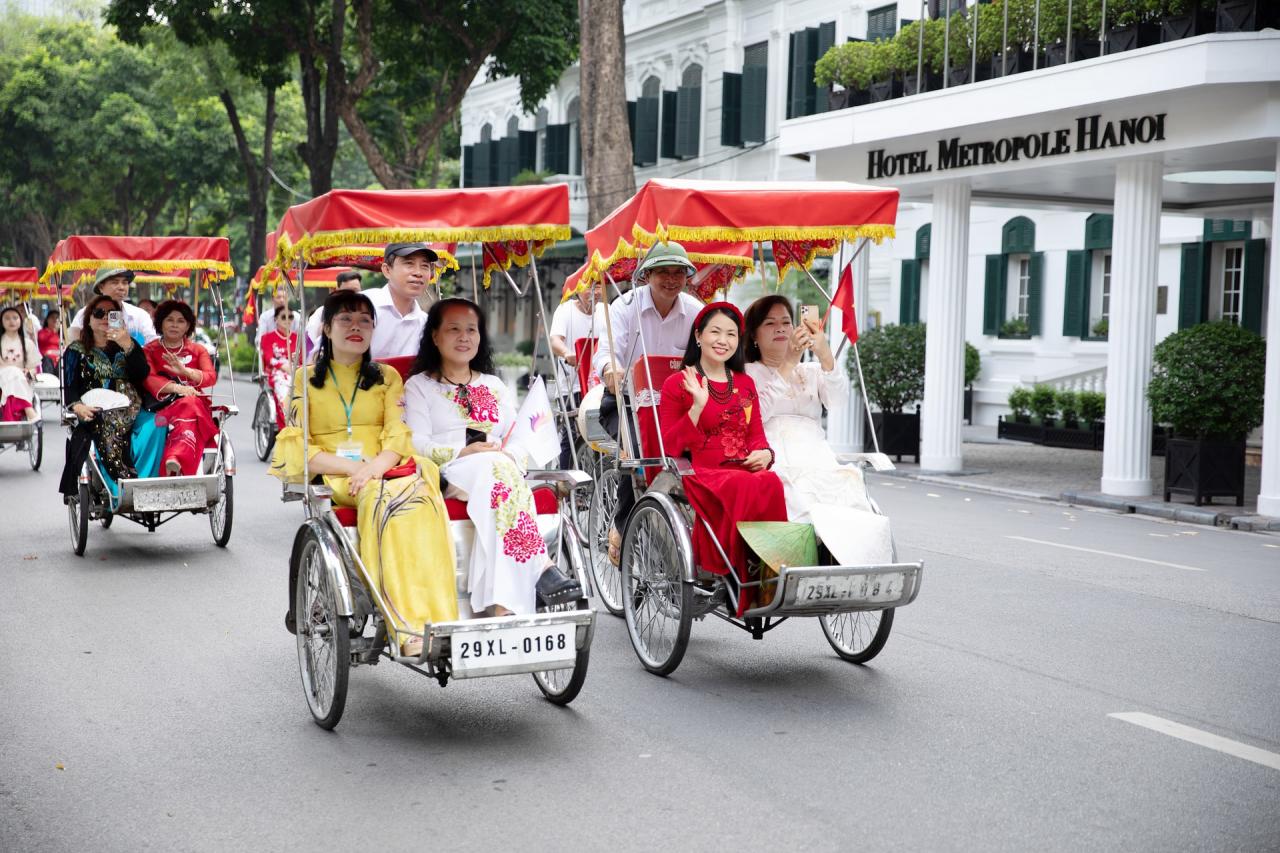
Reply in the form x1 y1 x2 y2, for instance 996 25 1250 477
3 379 1278 851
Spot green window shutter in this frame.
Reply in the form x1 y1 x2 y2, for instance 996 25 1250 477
473 141 491 187
899 259 920 325
720 72 743 147
1027 252 1044 336
867 4 898 41
518 131 538 173
462 144 475 187
813 22 835 114
1242 238 1266 334
786 32 799 119
1002 216 1035 254
1062 249 1091 337
661 90 678 158
983 254 1004 335
1203 219 1251 242
634 96 659 166
741 64 767 144
1177 241 1210 329
626 100 637 164
1084 214 1113 250
543 124 570 174
915 223 931 260
788 31 812 119
488 140 502 186
497 137 519 185
675 85 701 159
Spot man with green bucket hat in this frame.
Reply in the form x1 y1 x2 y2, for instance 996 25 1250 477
592 240 703 564
68 267 158 344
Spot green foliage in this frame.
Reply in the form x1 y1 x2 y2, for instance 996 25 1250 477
512 169 552 186
1007 386 1032 418
514 339 535 356
1000 317 1030 337
1147 322 1266 440
1055 389 1080 423
229 333 256 374
1091 317 1109 337
1078 390 1106 422
1029 384 1058 422
816 40 880 89
494 351 532 369
848 323 926 414
964 341 981 387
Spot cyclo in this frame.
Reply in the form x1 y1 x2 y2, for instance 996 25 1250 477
0 266 46 471
570 179 924 675
263 184 595 728
43 235 239 554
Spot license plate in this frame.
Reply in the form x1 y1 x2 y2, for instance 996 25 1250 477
793 572 905 607
451 624 576 674
133 483 205 511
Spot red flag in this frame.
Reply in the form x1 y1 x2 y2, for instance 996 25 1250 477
828 262 858 345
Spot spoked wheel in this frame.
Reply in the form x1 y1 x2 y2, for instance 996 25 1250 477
210 468 234 547
534 525 591 704
253 391 275 462
28 422 41 470
621 495 694 676
820 609 895 663
68 480 89 557
586 463 624 616
295 530 350 730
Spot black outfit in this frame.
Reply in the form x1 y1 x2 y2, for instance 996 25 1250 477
58 342 149 496
599 389 637 531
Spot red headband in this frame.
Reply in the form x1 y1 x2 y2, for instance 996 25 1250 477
693 300 743 333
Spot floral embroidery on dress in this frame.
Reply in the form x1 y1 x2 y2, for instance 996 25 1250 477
450 382 500 427
490 459 546 563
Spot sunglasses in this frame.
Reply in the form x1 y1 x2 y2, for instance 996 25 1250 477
91 307 118 319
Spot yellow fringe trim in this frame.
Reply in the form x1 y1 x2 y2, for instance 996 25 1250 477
134 275 190 287
283 225 569 267
774 242 839 282
480 239 552 288
307 244 461 274
633 222 895 246
41 258 234 285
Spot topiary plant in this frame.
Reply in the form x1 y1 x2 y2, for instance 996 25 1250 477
815 40 878 90
1056 389 1080 424
1008 386 1032 420
1078 390 1106 422
1147 322 1266 440
848 322 926 413
964 341 981 387
1029 383 1058 423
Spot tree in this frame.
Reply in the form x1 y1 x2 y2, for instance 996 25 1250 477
578 0 634 226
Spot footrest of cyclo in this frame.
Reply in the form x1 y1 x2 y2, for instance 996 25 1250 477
420 610 595 679
743 562 924 618
0 421 37 442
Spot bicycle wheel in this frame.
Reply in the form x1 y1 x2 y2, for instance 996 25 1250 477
820 609 895 663
253 391 275 462
28 422 41 471
294 528 350 730
68 480 89 557
586 463 624 615
621 495 693 676
210 469 233 547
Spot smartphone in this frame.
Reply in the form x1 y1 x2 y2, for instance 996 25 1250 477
107 311 124 330
464 427 488 446
800 304 818 325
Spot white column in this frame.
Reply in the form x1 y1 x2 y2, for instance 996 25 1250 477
1101 158 1163 496
920 180 970 472
827 240 871 451
1256 143 1280 518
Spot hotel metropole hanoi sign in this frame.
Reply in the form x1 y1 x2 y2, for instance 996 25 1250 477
866 113 1168 180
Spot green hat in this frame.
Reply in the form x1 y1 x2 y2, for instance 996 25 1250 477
636 241 696 277
93 267 135 294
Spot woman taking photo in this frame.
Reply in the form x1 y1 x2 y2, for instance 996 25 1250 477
0 305 40 422
402 298 582 617
269 290 456 657
58 293 150 498
657 302 786 615
37 309 60 374
142 300 218 476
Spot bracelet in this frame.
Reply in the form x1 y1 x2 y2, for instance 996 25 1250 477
764 448 775 469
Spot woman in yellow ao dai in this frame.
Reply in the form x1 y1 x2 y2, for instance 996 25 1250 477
270 291 456 656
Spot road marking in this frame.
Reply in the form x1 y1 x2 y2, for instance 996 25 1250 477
1004 536 1207 572
1109 712 1280 772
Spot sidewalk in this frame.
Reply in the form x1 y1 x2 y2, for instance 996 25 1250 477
873 425 1278 533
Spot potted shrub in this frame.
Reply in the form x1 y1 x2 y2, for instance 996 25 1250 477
901 18 946 95
849 323 925 462
944 10 978 86
1102 0 1162 52
1000 317 1031 338
1040 0 1102 65
1090 317 1109 339
1216 0 1279 32
816 41 875 109
1159 0 1216 40
1008 386 1032 423
1055 390 1080 428
1078 390 1106 425
1029 383 1058 427
998 385 1044 442
1147 322 1265 506
989 0 1037 76
963 341 980 424
1043 388 1100 449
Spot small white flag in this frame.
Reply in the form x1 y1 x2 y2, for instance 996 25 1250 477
503 376 561 468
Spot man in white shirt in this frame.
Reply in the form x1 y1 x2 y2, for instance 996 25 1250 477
592 241 700 561
305 270 363 353
69 268 158 344
550 275 605 467
256 286 300 345
366 242 437 360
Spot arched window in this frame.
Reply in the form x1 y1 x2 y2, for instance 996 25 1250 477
480 123 492 143
506 115 519 137
634 75 662 166
674 64 702 159
983 216 1043 338
534 107 548 172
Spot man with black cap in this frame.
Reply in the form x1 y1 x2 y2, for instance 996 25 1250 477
68 268 158 344
367 242 437 359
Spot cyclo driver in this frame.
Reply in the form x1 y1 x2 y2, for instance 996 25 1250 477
592 241 701 564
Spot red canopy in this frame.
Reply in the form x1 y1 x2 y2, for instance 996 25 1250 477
251 265 359 292
41 235 234 285
265 185 571 289
565 179 898 300
0 267 39 287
